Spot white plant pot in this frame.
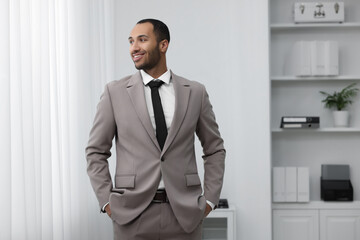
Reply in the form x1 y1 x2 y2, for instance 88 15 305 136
332 111 349 127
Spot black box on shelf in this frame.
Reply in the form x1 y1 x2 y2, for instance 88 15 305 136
321 164 353 201
321 179 353 201
217 199 229 208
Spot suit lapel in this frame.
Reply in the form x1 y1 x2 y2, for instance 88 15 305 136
126 72 161 151
162 72 191 154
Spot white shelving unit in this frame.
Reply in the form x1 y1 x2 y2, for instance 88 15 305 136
202 205 236 240
270 0 360 239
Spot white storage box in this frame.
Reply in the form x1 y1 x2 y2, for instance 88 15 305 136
287 40 339 76
294 2 344 23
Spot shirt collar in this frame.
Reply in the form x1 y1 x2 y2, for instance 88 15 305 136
140 69 171 85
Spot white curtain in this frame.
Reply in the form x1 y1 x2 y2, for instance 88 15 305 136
0 0 115 239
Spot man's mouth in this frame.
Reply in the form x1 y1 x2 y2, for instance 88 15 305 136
132 52 145 62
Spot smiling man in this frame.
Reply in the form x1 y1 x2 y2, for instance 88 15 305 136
129 21 166 77
86 19 225 240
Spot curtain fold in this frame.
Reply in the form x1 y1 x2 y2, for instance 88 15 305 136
0 0 12 239
0 0 115 239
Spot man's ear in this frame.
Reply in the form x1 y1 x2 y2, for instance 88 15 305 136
159 39 169 53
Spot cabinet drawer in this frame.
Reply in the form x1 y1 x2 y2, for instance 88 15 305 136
273 210 319 240
320 210 360 240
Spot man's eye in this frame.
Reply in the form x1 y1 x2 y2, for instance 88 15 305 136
129 40 134 44
140 38 146 42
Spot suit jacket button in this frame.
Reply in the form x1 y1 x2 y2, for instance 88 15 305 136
161 157 164 162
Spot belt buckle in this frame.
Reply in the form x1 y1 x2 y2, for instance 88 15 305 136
152 189 168 203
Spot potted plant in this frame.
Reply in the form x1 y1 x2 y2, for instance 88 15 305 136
320 83 359 127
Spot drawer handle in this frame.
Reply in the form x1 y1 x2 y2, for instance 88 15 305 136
334 2 340 14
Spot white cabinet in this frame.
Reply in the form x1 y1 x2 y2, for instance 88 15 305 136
273 210 319 240
202 205 236 240
320 210 360 240
273 202 360 240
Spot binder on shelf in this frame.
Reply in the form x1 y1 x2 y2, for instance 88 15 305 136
280 116 320 129
273 167 286 202
291 41 312 76
297 167 310 202
285 167 297 202
311 41 326 76
324 41 339 76
273 166 310 203
311 41 339 76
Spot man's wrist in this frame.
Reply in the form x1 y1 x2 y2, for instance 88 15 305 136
206 200 215 210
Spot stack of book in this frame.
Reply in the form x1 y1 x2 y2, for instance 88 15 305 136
280 116 320 129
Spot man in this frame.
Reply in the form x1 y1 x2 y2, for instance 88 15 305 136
86 19 225 239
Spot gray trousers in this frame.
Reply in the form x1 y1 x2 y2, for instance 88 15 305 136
112 202 203 240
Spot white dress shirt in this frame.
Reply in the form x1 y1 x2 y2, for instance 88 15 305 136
140 69 174 189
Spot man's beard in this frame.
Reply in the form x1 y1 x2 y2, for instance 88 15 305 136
135 44 161 71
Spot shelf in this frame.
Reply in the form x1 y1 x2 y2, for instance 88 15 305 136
271 22 360 30
273 201 360 210
272 128 360 133
271 75 360 82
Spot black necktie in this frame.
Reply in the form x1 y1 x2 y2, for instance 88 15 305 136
147 80 167 150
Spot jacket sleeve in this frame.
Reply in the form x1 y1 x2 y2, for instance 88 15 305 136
195 85 226 206
85 84 116 209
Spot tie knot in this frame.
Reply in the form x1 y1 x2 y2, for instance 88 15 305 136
148 80 164 89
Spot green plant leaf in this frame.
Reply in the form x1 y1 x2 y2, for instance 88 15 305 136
319 83 359 111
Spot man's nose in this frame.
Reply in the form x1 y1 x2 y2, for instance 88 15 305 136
130 41 140 52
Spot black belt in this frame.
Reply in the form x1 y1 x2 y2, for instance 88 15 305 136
152 189 169 203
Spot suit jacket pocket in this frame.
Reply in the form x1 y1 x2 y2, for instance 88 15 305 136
115 174 136 189
185 173 201 187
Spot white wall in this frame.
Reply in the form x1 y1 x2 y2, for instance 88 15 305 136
113 1 271 239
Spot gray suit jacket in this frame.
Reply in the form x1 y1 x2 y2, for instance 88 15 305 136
86 71 225 233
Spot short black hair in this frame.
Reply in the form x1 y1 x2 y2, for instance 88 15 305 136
137 19 170 43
